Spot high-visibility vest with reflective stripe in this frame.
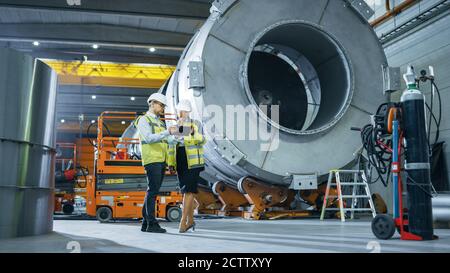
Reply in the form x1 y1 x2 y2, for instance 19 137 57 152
134 114 168 166
167 120 206 169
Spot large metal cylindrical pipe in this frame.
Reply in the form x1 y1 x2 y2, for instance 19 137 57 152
0 48 58 239
164 0 388 187
432 194 450 222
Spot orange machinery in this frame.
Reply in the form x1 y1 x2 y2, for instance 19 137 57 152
86 111 183 223
54 143 87 214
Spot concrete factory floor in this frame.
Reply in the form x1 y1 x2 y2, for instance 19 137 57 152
1 217 450 253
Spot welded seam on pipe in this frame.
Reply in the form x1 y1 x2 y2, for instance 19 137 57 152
209 34 247 54
349 104 373 115
318 0 331 25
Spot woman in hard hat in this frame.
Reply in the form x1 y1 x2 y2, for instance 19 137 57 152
167 99 206 233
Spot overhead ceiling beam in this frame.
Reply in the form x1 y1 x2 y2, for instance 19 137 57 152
22 49 180 65
44 60 175 88
55 105 147 118
56 104 147 114
56 94 149 104
57 76 168 89
46 60 175 78
0 0 211 21
0 23 191 50
58 85 158 96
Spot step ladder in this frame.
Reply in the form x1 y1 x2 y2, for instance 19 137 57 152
320 170 377 222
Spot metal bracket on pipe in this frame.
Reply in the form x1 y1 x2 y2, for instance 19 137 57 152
405 162 431 170
214 138 245 165
0 185 54 191
382 65 401 94
289 174 318 190
211 0 239 16
346 0 375 21
188 61 205 89
0 136 56 153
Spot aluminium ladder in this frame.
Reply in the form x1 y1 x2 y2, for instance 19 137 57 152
320 170 377 222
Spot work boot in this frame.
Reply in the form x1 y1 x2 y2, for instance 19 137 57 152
185 193 196 232
179 194 189 233
146 222 167 233
141 219 148 232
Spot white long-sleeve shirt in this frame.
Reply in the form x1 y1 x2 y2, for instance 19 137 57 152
136 111 170 144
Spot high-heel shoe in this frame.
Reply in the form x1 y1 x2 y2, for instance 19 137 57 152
179 227 188 233
186 222 196 232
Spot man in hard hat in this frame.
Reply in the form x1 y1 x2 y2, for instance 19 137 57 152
167 99 206 233
135 93 177 233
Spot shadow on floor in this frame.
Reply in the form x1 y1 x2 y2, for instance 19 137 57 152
0 231 152 253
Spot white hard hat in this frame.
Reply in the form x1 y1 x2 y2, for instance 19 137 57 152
147 93 167 106
176 99 192 112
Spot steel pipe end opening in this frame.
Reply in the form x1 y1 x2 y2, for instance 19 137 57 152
243 22 352 135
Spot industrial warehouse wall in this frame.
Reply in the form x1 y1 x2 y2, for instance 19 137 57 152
377 3 450 190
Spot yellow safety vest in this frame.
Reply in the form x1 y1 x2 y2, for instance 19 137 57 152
167 120 206 169
134 115 168 166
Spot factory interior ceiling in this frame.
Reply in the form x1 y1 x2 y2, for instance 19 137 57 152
0 0 214 137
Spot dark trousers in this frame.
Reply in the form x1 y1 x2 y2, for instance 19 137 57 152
142 162 166 224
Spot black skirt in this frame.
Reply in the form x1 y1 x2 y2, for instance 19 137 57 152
176 146 204 193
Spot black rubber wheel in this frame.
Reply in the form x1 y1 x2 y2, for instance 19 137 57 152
166 206 182 222
96 207 113 223
372 214 396 240
62 204 74 215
